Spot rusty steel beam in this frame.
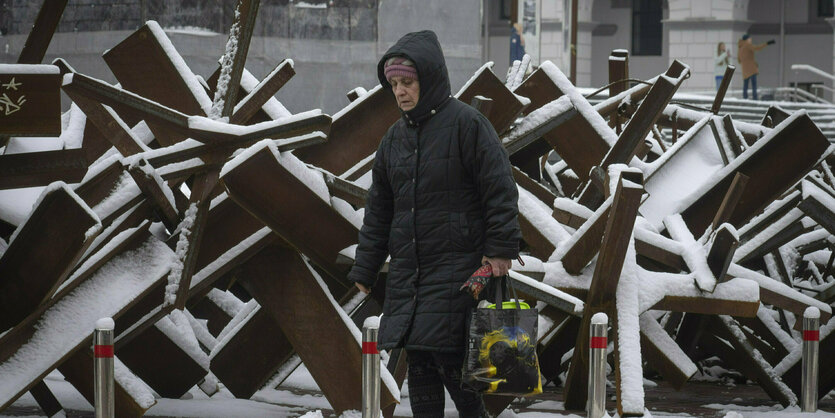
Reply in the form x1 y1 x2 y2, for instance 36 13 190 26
221 144 356 290
456 65 527 134
294 85 399 175
230 59 295 124
17 0 68 64
712 65 735 114
564 177 643 411
0 185 99 332
215 0 261 118
103 22 209 144
0 149 87 190
608 49 629 132
681 113 830 234
233 243 397 413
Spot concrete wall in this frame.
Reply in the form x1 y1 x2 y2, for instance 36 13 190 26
487 33 511 80
0 0 485 115
1 0 239 35
377 0 484 96
538 0 565 77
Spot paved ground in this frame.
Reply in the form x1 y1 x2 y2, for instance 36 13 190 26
3 380 835 417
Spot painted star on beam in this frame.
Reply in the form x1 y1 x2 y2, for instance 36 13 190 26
2 77 21 91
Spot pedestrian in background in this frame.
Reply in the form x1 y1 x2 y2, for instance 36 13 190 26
510 22 526 64
715 42 730 90
737 34 775 100
348 30 521 417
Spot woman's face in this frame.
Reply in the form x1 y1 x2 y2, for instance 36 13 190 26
390 76 420 111
719 43 725 52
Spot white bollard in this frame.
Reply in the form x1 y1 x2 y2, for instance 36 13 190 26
802 307 820 412
362 316 381 418
94 317 115 418
588 312 608 418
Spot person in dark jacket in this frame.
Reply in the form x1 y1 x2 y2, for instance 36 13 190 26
347 30 521 417
510 22 526 64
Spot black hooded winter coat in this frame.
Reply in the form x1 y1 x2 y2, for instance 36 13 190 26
347 30 521 352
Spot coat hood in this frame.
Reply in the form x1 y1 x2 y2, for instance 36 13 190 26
378 30 451 125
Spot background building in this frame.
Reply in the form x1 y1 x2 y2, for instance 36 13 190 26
1 0 834 113
488 0 835 99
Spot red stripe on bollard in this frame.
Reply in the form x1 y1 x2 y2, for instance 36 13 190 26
590 336 607 349
94 345 114 358
804 330 820 341
362 341 379 354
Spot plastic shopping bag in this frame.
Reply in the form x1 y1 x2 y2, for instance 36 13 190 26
462 275 543 396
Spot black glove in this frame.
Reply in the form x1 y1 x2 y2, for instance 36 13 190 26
767 39 776 45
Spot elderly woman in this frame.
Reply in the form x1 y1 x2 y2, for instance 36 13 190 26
348 30 521 417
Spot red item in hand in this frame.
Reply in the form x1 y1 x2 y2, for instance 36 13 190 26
460 263 493 299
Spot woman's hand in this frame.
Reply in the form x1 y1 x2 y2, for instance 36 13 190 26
482 256 512 276
355 282 371 294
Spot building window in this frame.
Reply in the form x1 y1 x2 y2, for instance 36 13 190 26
632 0 662 56
499 0 514 21
819 0 834 17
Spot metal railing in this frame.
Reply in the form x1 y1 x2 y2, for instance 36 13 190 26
791 64 835 104
792 64 835 83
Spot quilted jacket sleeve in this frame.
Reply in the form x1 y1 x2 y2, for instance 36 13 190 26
347 135 394 288
462 113 521 259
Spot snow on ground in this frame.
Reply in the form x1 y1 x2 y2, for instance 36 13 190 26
705 404 835 417
7 365 835 417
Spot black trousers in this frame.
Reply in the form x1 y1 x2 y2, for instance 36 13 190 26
406 349 489 418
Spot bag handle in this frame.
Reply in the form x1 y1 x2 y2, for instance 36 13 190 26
494 275 523 310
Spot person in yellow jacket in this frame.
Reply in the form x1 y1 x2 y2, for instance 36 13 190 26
737 34 775 100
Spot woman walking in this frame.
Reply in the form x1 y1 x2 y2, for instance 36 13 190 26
348 30 521 417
